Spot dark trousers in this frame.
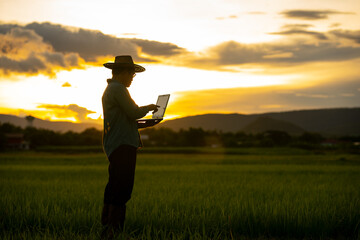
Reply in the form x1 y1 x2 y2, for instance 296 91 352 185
104 145 137 207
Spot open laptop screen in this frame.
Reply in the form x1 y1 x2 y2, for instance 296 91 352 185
153 94 170 119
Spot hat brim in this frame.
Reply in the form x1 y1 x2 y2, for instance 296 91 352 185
103 62 145 72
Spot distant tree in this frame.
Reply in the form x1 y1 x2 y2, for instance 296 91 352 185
3 122 352 150
180 128 206 147
204 130 223 148
298 132 324 144
61 131 78 145
262 130 292 146
0 123 23 133
0 130 5 150
221 132 237 147
24 127 60 147
79 128 102 145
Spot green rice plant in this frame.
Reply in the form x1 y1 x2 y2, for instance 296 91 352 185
0 150 359 239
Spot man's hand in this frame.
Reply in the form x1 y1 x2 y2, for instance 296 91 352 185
147 104 159 113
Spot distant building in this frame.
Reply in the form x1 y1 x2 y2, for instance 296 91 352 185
321 139 341 147
5 133 30 150
25 115 35 128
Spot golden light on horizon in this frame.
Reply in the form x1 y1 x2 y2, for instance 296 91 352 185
0 58 358 123
0 0 359 123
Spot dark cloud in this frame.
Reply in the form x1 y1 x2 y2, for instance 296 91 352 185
0 22 186 76
42 52 81 67
37 104 95 122
269 24 328 40
1 22 359 76
181 24 360 70
0 55 47 75
25 22 138 62
0 26 83 76
280 10 354 20
24 22 185 61
186 39 360 69
8 26 43 41
270 30 328 40
329 23 341 28
131 39 185 57
282 24 314 29
331 30 360 44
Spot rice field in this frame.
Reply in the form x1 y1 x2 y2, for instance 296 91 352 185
0 148 359 239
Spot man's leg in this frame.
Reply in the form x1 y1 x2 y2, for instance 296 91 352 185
102 145 137 237
101 203 110 225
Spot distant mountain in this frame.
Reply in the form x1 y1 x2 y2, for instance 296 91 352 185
158 108 360 136
1 108 359 136
242 117 305 135
264 108 360 136
0 114 102 133
157 113 256 133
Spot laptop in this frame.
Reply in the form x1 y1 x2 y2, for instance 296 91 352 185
137 94 170 128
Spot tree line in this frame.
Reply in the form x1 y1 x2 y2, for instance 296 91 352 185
0 122 359 150
139 127 359 149
0 123 101 149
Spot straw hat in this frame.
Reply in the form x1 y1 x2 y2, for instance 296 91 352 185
103 55 145 72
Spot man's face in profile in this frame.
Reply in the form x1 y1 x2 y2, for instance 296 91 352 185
123 71 136 88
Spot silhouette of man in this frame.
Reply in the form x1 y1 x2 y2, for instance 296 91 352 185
101 55 158 238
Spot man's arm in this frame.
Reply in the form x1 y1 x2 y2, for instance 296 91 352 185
113 85 158 120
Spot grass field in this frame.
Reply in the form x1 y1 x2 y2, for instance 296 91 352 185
0 148 359 239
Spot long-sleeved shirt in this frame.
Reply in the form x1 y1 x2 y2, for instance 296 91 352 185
102 79 149 158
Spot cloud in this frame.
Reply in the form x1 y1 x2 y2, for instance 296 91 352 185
1 21 359 76
0 26 82 76
329 23 341 28
174 23 360 71
131 39 185 57
62 82 71 87
280 10 354 20
269 24 328 40
37 103 95 122
282 24 314 29
295 93 331 99
270 30 328 40
0 55 46 75
340 93 355 97
152 23 358 71
24 22 185 61
330 30 360 44
183 38 360 70
0 22 186 77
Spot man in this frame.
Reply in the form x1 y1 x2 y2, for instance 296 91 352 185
101 55 158 238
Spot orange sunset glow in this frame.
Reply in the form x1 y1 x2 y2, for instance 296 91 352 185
0 0 359 125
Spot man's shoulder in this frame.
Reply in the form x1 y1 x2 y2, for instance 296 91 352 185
104 80 128 99
107 80 126 91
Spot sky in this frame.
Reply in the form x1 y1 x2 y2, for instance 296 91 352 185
0 0 359 124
